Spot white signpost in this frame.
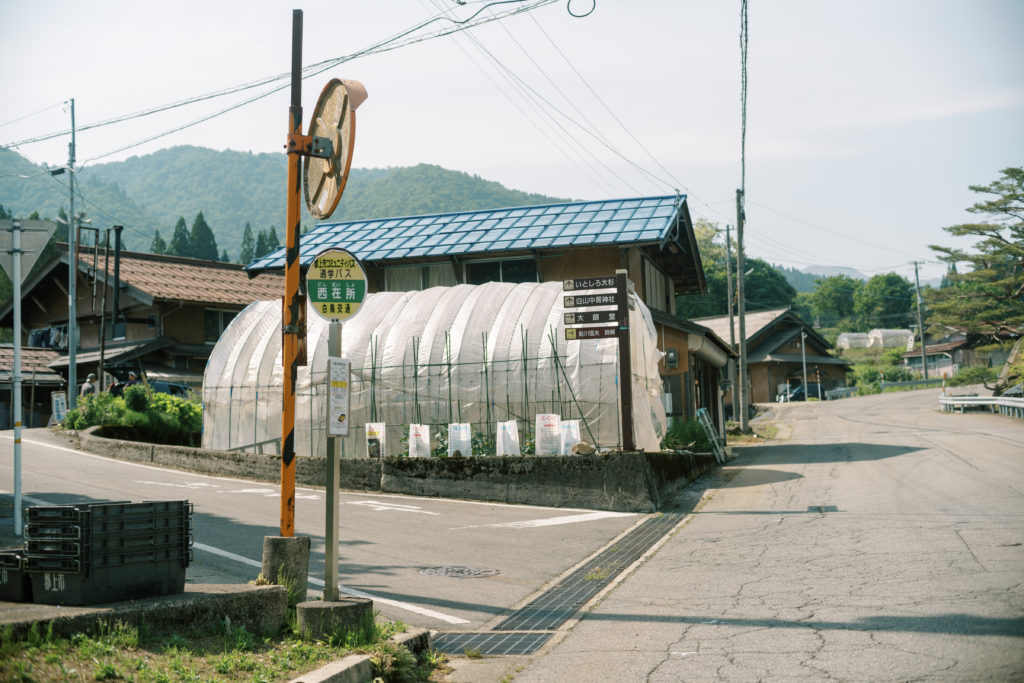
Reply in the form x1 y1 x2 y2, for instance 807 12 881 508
306 247 365 601
1 219 57 537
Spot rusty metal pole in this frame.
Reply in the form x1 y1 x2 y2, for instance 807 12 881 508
281 9 304 537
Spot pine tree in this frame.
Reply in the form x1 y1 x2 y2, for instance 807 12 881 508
220 249 229 262
151 230 167 254
239 222 255 264
189 211 219 261
266 226 280 252
168 217 191 257
254 230 269 259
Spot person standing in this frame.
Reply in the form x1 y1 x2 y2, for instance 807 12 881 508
80 373 98 397
125 370 141 388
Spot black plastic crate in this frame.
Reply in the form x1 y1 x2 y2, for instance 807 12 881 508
26 538 82 556
0 551 33 603
29 561 186 606
25 523 83 540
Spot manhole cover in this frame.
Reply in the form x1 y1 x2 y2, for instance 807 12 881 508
420 566 500 579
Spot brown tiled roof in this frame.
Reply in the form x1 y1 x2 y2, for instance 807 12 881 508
80 248 284 306
0 345 63 383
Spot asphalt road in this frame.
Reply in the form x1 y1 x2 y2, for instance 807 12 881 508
499 388 1024 682
0 428 640 630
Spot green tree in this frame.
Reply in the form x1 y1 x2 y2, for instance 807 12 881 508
809 274 862 328
0 204 12 219
189 211 219 261
167 217 191 257
254 230 269 259
854 273 914 330
150 229 167 254
927 167 1024 341
220 249 229 262
675 219 797 319
265 226 280 252
238 222 255 264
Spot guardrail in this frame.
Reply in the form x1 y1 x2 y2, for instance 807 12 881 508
939 395 1024 420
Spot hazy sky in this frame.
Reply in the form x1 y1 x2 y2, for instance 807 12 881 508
2 0 1022 282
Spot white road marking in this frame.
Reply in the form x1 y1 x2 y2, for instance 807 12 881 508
347 500 440 515
193 542 468 624
455 510 636 529
6 433 620 515
1 486 469 626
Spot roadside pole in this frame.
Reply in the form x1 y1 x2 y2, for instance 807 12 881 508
615 270 634 451
325 320 342 601
11 221 23 536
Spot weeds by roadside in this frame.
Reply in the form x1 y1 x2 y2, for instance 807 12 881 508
0 615 440 682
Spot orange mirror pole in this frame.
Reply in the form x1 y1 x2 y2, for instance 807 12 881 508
281 8 303 537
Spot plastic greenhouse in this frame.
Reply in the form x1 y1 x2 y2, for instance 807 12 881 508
202 280 667 458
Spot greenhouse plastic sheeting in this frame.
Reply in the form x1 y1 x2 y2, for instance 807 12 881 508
202 281 667 458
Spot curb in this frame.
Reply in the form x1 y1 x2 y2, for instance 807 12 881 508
290 628 434 683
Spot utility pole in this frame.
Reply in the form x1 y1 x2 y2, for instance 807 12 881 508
736 190 748 431
913 261 929 380
724 223 737 417
67 98 78 409
801 330 808 397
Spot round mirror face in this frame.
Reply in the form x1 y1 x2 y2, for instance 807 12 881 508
304 79 357 220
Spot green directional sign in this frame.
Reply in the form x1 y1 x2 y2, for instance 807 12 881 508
307 248 366 322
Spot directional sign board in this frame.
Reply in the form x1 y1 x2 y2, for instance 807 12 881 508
307 248 366 322
565 327 619 340
564 311 618 325
563 277 616 291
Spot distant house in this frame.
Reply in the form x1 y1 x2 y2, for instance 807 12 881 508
0 345 61 429
0 244 284 410
694 307 852 406
247 195 735 431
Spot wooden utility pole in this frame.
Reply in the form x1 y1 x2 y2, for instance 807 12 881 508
913 261 929 380
736 190 748 431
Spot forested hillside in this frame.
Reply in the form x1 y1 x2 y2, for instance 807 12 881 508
0 146 566 260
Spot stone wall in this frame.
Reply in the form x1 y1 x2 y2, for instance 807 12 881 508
80 427 718 512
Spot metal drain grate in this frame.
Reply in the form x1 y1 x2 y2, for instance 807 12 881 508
493 512 683 632
434 631 552 656
420 566 500 578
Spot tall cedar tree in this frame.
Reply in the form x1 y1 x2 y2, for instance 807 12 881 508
189 211 219 261
150 229 167 254
168 217 191 257
238 222 255 264
927 167 1024 341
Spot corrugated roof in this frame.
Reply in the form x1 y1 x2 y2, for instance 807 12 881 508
247 195 687 272
81 249 284 306
0 345 63 384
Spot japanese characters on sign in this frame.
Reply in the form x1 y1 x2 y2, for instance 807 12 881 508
563 277 616 291
562 274 626 341
307 248 366 322
328 357 350 436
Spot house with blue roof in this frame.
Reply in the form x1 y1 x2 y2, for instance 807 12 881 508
248 194 734 429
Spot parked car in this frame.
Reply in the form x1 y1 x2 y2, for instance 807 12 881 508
777 383 827 402
109 379 194 398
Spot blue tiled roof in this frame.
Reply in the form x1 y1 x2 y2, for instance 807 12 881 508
246 195 686 272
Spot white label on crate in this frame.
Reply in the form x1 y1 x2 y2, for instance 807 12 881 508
0 568 7 584
44 573 66 592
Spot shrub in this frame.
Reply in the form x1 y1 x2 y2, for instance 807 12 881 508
123 384 149 412
63 393 128 431
61 389 202 446
661 417 712 452
947 366 998 387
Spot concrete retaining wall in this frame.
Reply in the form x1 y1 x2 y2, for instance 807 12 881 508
79 427 717 512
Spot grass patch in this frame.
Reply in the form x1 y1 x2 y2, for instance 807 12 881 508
0 615 439 683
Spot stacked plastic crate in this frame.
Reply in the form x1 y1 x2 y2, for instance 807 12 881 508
23 501 192 606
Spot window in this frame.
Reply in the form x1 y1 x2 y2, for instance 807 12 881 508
204 309 237 343
465 258 538 285
384 263 458 291
643 256 673 313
